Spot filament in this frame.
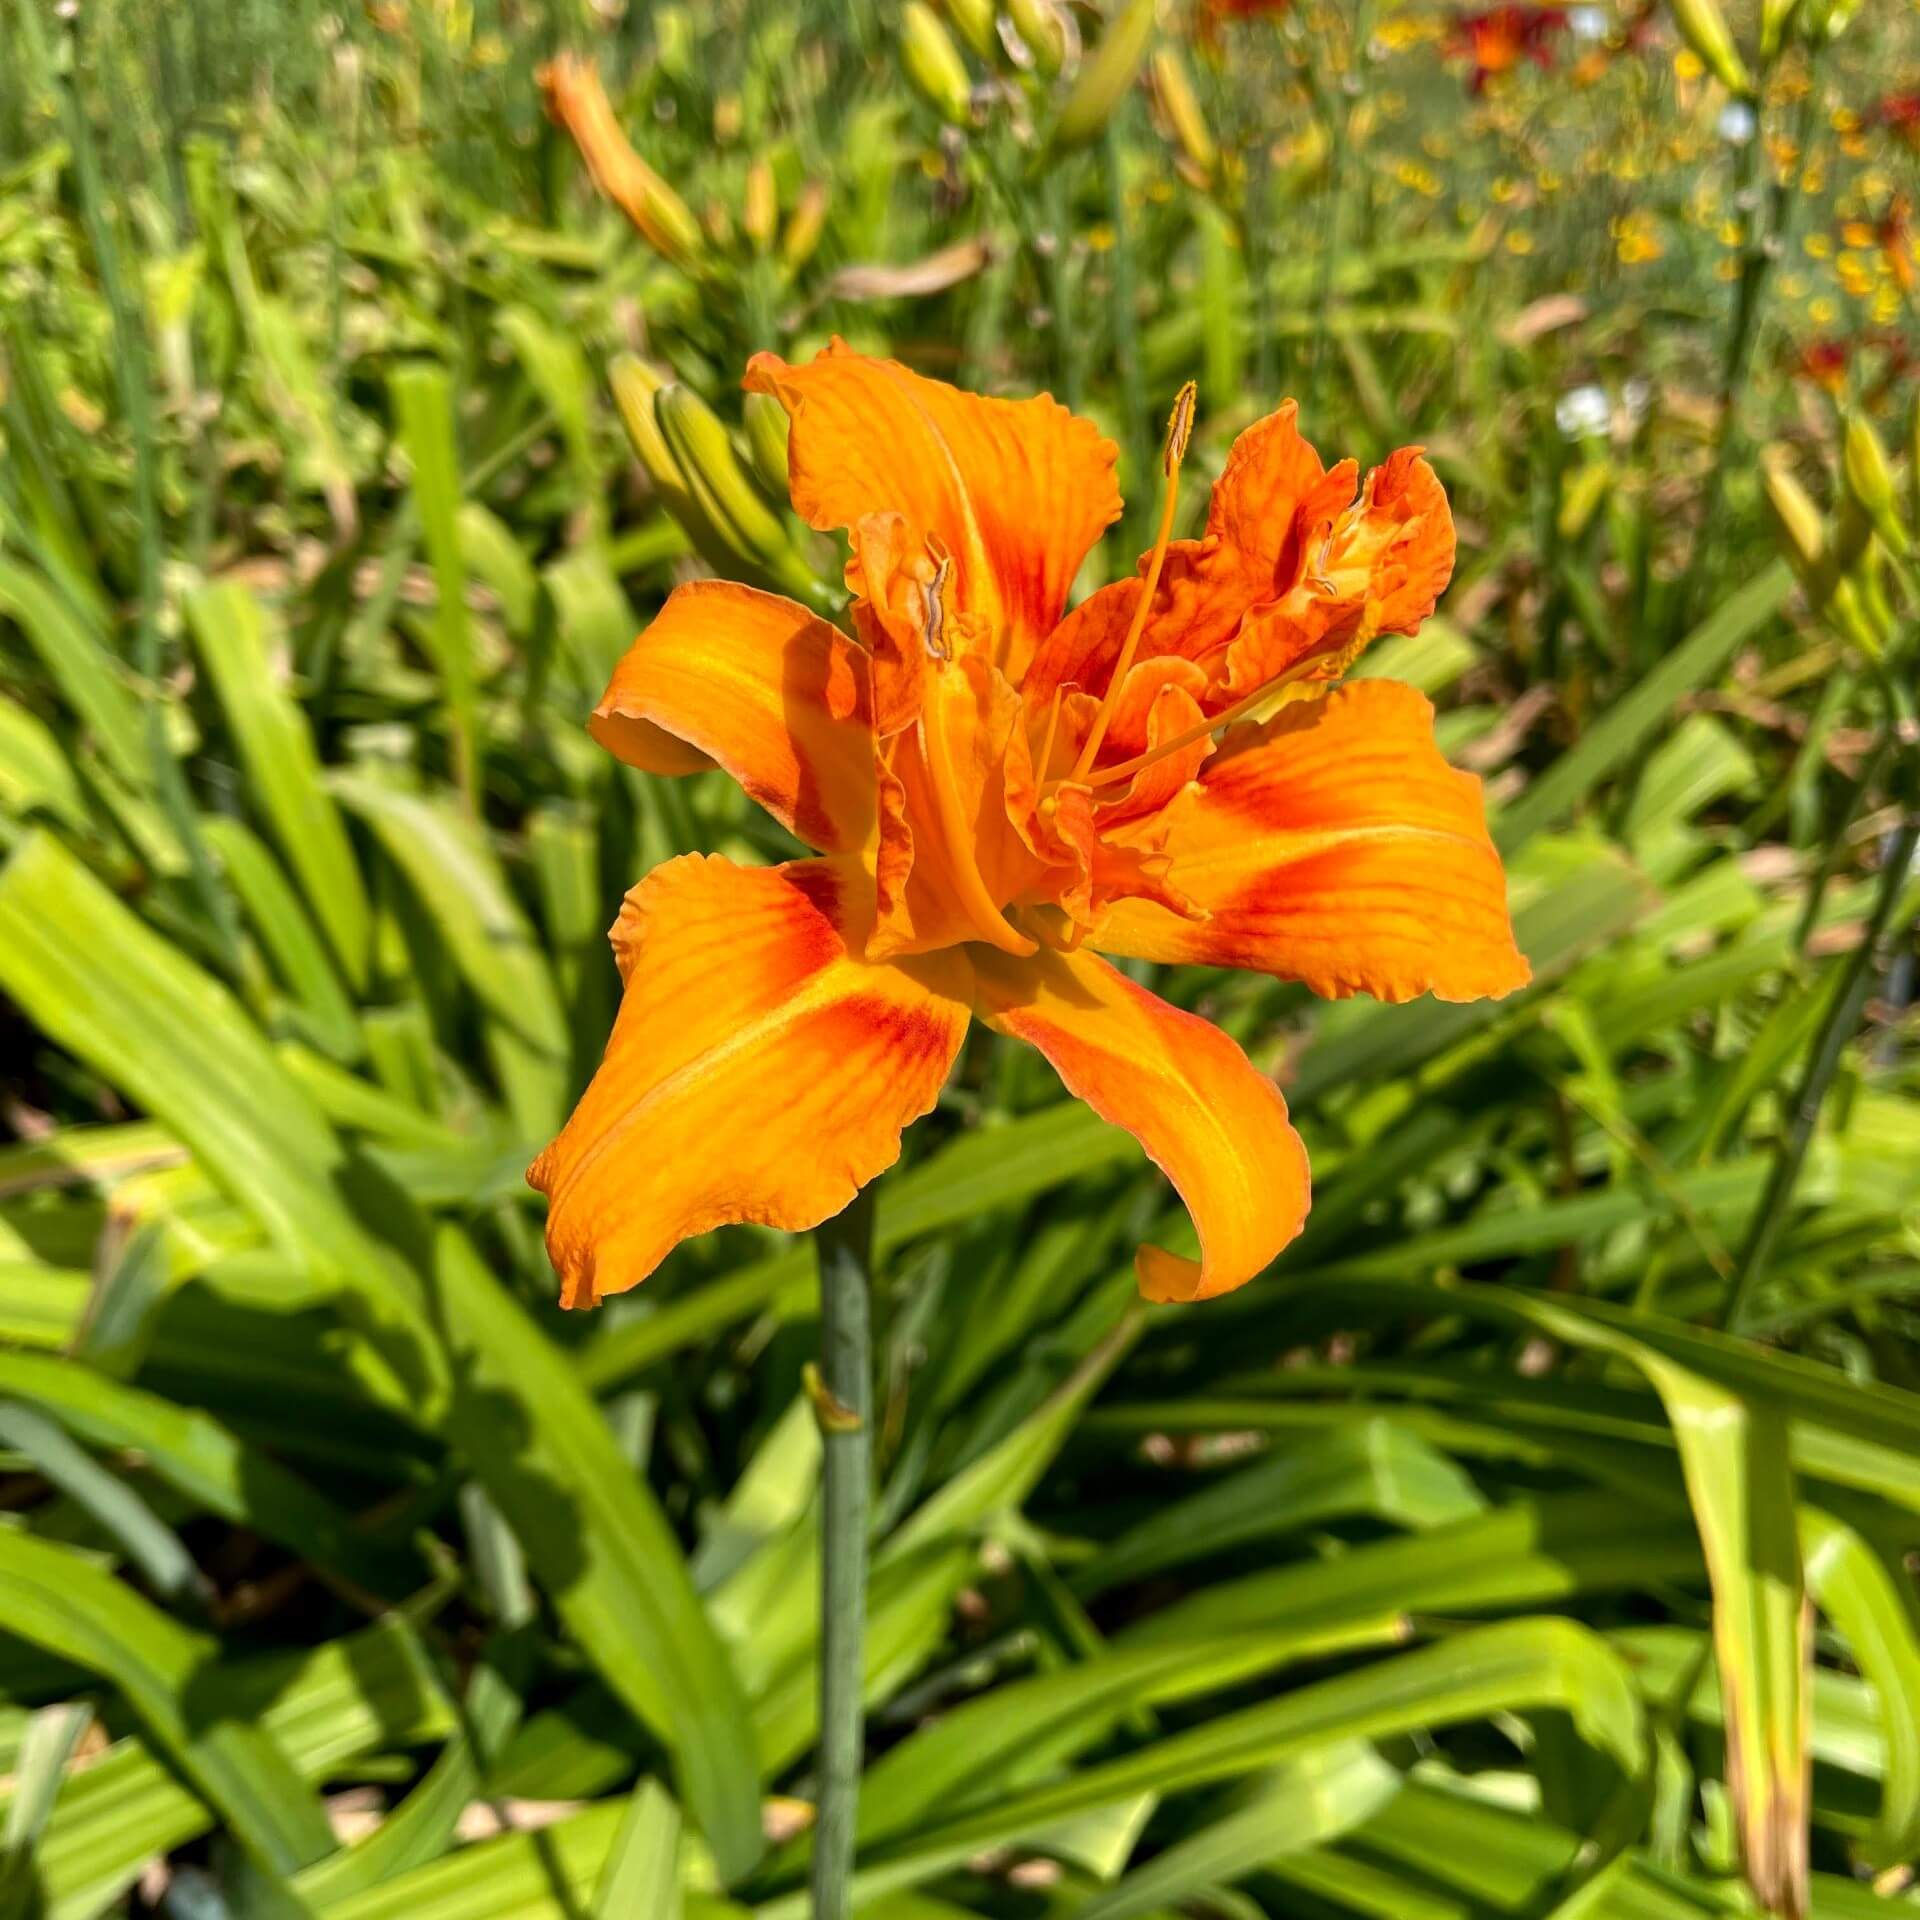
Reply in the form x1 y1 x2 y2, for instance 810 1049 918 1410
1067 382 1197 782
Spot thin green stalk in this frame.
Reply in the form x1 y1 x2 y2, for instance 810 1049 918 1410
1103 115 1149 553
810 1185 877 1920
1671 67 1818 645
1303 1 1369 423
1792 728 1893 953
1042 168 1082 413
1243 143 1275 402
1724 812 1919 1334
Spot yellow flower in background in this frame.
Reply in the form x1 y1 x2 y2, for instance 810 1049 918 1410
1613 211 1664 265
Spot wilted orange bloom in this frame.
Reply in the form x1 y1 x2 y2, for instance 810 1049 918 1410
1450 6 1566 91
529 347 1527 1311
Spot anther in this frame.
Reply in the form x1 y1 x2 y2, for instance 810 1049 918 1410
922 533 954 661
1163 380 1197 478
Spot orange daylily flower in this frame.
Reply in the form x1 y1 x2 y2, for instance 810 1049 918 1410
529 346 1528 1312
1450 6 1567 92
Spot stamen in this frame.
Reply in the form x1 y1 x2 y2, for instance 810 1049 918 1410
922 533 954 660
1066 381 1198 782
1078 650 1328 792
1033 684 1066 784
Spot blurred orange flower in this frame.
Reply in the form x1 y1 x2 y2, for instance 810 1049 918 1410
530 348 1527 1311
1451 6 1567 91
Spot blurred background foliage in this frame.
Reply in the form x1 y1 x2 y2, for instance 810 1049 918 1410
1 0 1920 1915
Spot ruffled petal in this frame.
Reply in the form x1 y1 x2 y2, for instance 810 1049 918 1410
529 855 971 1306
1093 679 1530 1003
744 342 1121 675
589 581 876 854
870 654 1044 959
973 945 1308 1302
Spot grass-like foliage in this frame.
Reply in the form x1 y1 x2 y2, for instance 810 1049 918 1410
1 1 1918 1916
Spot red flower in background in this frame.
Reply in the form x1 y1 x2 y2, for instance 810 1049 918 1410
1794 339 1850 395
1195 0 1294 45
1451 6 1567 92
1875 92 1920 151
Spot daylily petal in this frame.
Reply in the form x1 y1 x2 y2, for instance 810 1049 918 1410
529 854 971 1307
871 654 1044 959
971 945 1309 1302
1305 443 1456 655
1093 679 1530 1003
1027 409 1452 710
744 341 1121 675
590 580 876 853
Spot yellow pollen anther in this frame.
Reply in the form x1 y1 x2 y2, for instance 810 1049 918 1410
1067 380 1198 783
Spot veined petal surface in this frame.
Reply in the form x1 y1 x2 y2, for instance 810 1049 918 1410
589 580 876 853
529 855 971 1307
745 341 1120 675
1094 680 1530 1004
971 944 1309 1303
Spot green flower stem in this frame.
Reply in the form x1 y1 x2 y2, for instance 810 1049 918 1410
809 1184 877 1920
1724 810 1919 1334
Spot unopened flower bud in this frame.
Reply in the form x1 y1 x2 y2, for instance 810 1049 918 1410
940 0 999 61
1052 0 1157 152
1006 0 1074 76
1152 46 1216 180
743 390 793 498
1760 450 1826 582
781 181 830 272
1672 0 1753 96
1759 0 1802 59
539 56 705 270
653 383 828 607
900 3 975 126
743 160 777 252
1843 412 1910 556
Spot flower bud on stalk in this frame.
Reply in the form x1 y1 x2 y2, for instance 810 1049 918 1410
1761 451 1827 585
940 0 1000 62
610 355 700 528
1803 0 1861 43
653 383 828 607
1152 46 1217 182
1827 575 1884 658
1843 413 1911 556
538 55 706 270
1052 0 1158 152
1558 461 1611 543
1006 0 1074 76
743 159 778 253
900 3 976 126
743 389 794 498
781 181 830 272
1671 0 1753 96
1857 539 1899 651
1759 0 1803 60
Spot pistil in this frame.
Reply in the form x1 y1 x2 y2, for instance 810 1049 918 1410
1066 382 1197 782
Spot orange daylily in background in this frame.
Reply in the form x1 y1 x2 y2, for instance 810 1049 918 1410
1450 6 1567 92
529 346 1528 1312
